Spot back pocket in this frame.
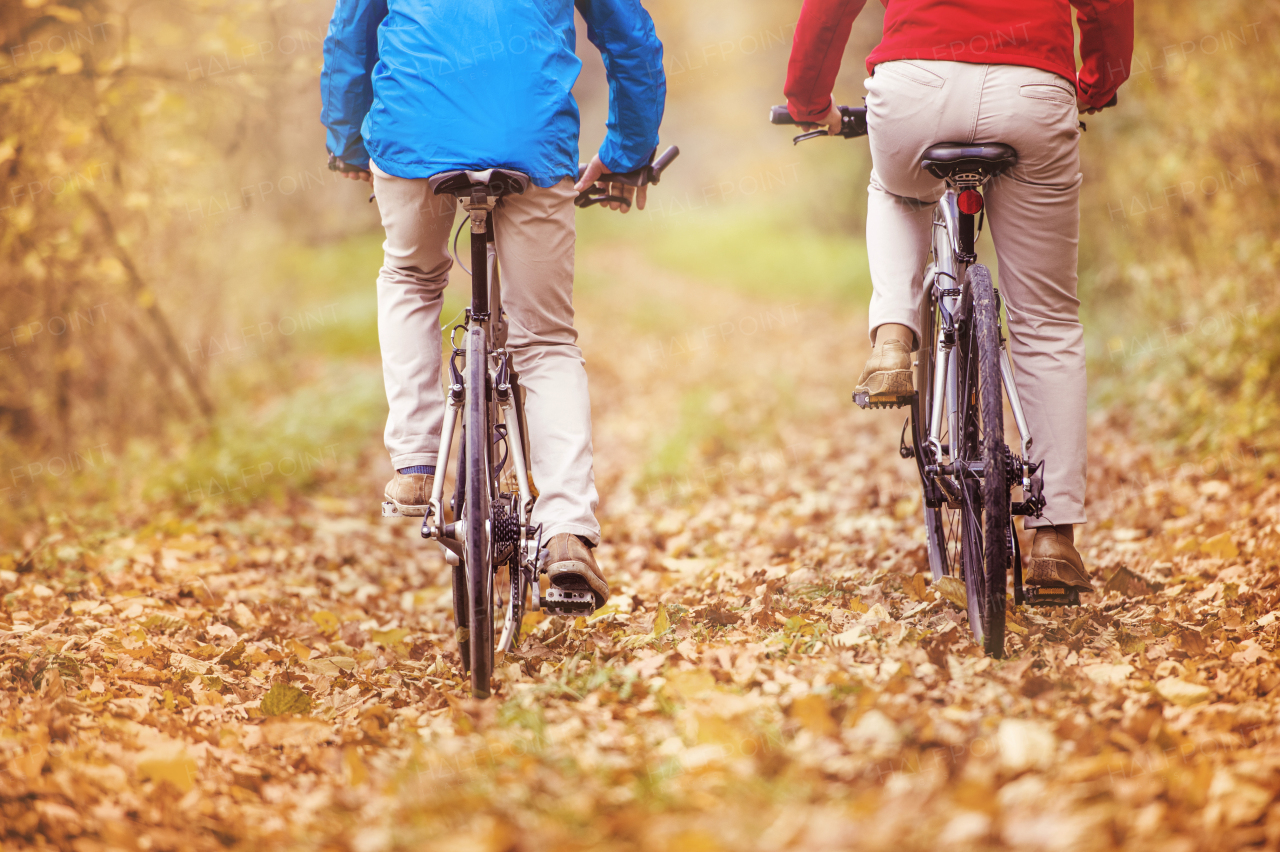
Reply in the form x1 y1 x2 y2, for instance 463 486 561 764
1019 83 1076 106
878 61 945 89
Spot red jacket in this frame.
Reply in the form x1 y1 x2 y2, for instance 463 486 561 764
785 0 1134 121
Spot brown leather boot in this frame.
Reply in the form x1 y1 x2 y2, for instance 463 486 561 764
384 472 433 517
855 339 914 397
545 534 609 610
1027 526 1091 591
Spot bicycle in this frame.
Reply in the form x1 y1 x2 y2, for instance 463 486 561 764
383 148 679 697
771 104 1070 658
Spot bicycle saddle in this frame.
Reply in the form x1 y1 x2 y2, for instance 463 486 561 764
920 143 1018 181
428 168 530 198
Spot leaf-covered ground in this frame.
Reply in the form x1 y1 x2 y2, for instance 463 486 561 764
3 248 1280 851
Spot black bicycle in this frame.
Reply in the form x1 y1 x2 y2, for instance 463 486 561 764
388 148 678 697
771 105 1068 658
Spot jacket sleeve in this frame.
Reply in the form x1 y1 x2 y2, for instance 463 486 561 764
1071 0 1134 109
784 0 868 123
320 0 388 168
576 0 666 174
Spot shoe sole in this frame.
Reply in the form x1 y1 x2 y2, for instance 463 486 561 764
855 370 914 398
1028 557 1092 591
384 496 428 517
547 563 609 610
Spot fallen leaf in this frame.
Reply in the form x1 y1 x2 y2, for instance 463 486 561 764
260 682 311 717
789 694 836 737
996 718 1056 773
136 747 198 793
653 603 671 638
935 577 968 610
1103 565 1158 597
1082 663 1133 685
312 610 341 636
1200 533 1238 560
1155 676 1212 706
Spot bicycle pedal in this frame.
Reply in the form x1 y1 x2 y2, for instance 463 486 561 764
381 501 400 518
542 588 596 616
853 391 916 410
1023 586 1081 607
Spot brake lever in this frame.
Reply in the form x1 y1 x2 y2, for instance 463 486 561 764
792 128 829 145
574 190 632 210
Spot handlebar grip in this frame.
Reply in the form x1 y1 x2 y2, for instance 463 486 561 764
651 145 679 177
328 153 367 174
770 105 797 125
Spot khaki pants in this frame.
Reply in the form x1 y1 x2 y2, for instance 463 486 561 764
371 163 600 544
864 59 1087 527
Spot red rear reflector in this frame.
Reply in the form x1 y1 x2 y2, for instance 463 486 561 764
958 189 984 215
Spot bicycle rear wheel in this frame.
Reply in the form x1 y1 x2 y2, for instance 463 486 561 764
965 264 1009 657
463 324 495 697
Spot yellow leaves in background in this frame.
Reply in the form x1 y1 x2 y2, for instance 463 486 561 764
1155 676 1212 706
788 694 836 738
372 627 410 654
260 682 311 717
1200 532 1239 560
136 747 199 793
653 602 671 638
311 610 340 636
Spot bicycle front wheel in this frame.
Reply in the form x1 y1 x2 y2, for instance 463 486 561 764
463 324 495 697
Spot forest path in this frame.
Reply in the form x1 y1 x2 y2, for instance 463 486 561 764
3 246 1279 851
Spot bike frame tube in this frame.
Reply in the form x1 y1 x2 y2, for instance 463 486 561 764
469 194 492 320
999 349 1033 460
427 400 461 539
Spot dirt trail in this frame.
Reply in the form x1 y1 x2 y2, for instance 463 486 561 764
2 248 1280 851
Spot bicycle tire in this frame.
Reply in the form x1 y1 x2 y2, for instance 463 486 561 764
968 264 1009 657
949 287 988 648
464 324 495 697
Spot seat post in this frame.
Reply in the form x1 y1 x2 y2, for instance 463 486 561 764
463 187 496 320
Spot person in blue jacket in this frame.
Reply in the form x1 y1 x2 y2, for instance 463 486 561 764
321 1 666 611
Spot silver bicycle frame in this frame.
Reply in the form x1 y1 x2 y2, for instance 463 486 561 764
926 189 1034 464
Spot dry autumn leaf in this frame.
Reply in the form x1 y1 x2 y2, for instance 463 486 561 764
260 682 312 717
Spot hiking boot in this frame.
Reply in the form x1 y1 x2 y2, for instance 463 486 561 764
384 471 433 517
855 339 914 397
545 533 609 610
1027 526 1092 591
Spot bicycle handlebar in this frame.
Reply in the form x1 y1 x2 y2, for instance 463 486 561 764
770 105 868 143
575 145 680 209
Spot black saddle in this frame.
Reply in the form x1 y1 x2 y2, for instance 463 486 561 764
428 168 530 198
920 143 1018 182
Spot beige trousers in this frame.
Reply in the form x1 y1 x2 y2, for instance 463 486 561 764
371 163 600 543
864 59 1087 527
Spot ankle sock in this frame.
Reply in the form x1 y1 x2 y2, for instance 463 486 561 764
397 465 435 476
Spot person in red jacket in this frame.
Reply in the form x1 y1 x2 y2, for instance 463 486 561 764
785 0 1133 592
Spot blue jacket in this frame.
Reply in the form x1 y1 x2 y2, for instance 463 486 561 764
321 0 666 188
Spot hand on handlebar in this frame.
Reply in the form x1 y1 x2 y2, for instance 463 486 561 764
1078 93 1119 116
328 153 372 183
574 154 644 213
799 97 844 138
